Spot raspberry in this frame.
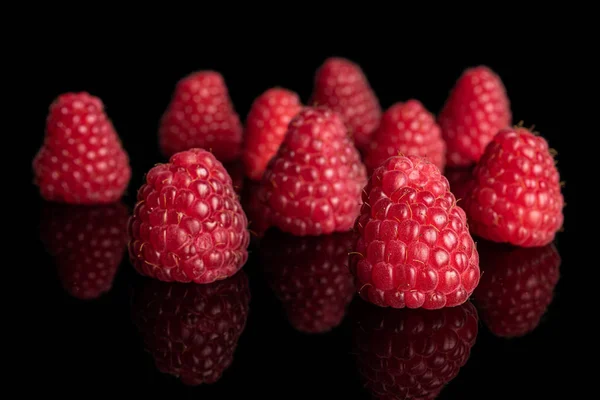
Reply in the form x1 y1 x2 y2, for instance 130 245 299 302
438 66 511 167
353 300 478 400
445 167 474 202
463 127 564 247
261 230 355 333
474 241 560 337
350 155 480 309
258 107 367 236
132 271 250 385
40 202 129 299
365 100 445 173
159 71 243 162
33 92 131 204
128 148 250 284
310 57 382 151
242 88 303 180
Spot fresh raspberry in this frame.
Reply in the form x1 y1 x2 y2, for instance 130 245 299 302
40 202 129 299
33 92 131 204
350 155 480 309
261 230 355 333
444 167 474 202
438 66 511 166
132 271 250 385
310 57 382 151
463 127 564 247
128 148 250 284
365 100 445 173
258 107 367 236
353 300 478 400
474 241 560 337
159 71 243 163
242 88 303 181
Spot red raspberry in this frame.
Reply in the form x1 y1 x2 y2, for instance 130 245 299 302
159 71 243 163
261 230 355 333
444 166 474 202
463 127 564 247
350 155 480 309
365 100 445 173
40 202 129 299
259 107 367 236
132 271 250 385
242 88 303 181
474 241 560 337
438 66 511 167
353 300 478 400
33 92 131 204
128 148 250 284
310 57 382 151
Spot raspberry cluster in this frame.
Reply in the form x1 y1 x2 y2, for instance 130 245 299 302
33 57 564 385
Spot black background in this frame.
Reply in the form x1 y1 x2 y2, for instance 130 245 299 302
22 30 582 399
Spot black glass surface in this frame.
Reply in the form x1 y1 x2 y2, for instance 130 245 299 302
26 43 577 399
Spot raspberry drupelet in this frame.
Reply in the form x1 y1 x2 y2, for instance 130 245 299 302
128 148 250 284
350 155 480 309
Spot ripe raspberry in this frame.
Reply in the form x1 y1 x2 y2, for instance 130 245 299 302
159 71 243 163
128 148 250 284
353 300 478 400
474 241 560 337
310 57 382 151
463 127 564 247
40 202 129 299
445 167 474 202
261 230 355 333
259 107 367 236
365 100 445 173
242 88 303 181
132 271 250 385
350 155 480 309
438 66 511 166
33 92 131 204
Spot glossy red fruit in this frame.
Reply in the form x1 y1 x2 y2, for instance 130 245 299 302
311 57 381 151
128 148 250 284
365 100 445 173
475 241 560 337
463 127 564 247
159 71 243 162
132 271 250 385
258 107 367 236
261 230 355 333
33 92 131 204
242 88 303 181
353 300 478 400
350 155 480 309
438 66 511 167
40 202 129 299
